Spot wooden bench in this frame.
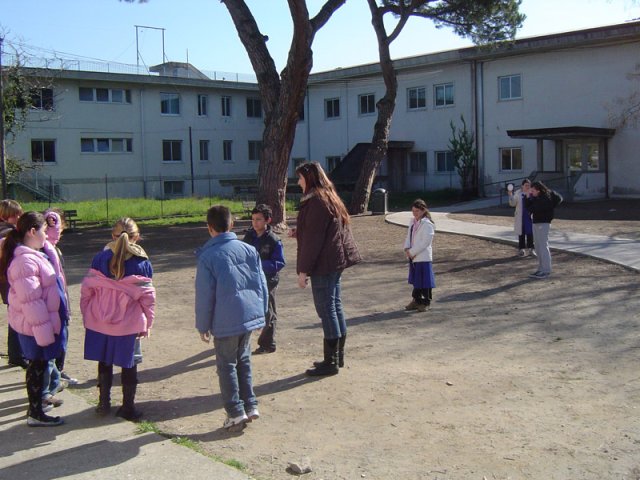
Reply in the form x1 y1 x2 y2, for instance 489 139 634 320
63 210 80 231
242 201 255 217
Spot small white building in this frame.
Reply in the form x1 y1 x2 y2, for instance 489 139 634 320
6 21 640 201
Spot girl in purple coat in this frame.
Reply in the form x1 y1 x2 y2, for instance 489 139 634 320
81 217 155 421
0 212 68 427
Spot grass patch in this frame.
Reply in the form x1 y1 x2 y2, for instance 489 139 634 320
21 197 299 227
135 420 162 435
134 424 247 473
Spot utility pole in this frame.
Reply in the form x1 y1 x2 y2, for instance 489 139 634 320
0 36 7 199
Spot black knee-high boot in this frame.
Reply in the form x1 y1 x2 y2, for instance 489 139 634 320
338 333 346 368
116 365 142 421
96 362 113 416
306 339 339 376
26 360 62 426
313 334 347 368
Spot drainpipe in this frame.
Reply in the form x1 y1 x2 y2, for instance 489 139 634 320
473 60 485 197
139 88 147 197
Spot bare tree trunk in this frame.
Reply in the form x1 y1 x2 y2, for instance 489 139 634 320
222 0 345 229
349 0 399 215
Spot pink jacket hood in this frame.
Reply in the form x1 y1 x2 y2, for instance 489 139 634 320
7 245 61 347
80 269 156 337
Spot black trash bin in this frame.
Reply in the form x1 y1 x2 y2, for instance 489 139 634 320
371 188 388 215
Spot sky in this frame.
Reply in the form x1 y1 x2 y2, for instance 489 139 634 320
1 0 640 76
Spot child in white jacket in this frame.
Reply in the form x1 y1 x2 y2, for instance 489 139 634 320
403 199 436 312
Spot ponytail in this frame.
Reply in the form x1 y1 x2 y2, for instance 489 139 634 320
108 217 141 280
109 232 130 280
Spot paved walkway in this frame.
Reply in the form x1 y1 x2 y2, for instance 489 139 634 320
386 197 640 273
0 375 252 479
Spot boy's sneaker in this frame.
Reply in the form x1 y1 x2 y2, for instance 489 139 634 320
529 271 550 279
223 413 248 432
528 249 537 257
60 372 79 385
246 408 260 422
43 394 64 407
518 249 526 257
27 413 64 427
416 304 430 312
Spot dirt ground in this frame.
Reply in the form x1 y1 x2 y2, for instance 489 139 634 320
5 199 640 479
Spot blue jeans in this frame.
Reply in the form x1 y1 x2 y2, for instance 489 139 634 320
310 271 346 340
43 359 61 397
213 332 257 418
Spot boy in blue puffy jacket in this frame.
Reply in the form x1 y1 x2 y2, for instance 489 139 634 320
195 205 268 431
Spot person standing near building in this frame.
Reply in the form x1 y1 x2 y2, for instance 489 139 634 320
403 199 436 312
0 200 28 368
508 179 536 257
242 204 285 355
524 181 563 279
81 217 155 420
195 205 268 431
291 162 361 377
0 212 67 426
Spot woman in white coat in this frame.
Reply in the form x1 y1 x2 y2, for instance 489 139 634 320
508 178 535 257
403 199 436 312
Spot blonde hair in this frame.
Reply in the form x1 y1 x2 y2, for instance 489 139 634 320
109 217 140 280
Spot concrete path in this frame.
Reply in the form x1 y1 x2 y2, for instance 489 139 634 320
0 365 251 480
386 197 640 273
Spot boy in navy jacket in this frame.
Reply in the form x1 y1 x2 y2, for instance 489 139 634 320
242 204 285 354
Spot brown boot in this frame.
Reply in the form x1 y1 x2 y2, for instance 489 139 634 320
405 300 418 311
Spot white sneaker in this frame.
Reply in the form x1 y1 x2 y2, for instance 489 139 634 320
223 413 248 431
518 249 526 257
27 414 64 427
528 249 537 257
246 408 260 422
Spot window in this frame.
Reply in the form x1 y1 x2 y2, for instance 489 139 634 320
434 83 454 107
197 95 208 116
79 87 94 101
221 96 231 117
96 88 110 102
298 102 305 121
248 141 262 162
30 88 54 110
246 97 262 118
223 140 233 162
160 93 180 114
500 147 523 171
359 94 375 115
499 74 522 100
407 87 426 110
410 152 427 173
79 87 132 104
164 181 184 197
435 151 456 172
81 138 133 153
162 140 182 161
326 156 341 172
31 140 56 163
325 98 340 119
199 140 210 161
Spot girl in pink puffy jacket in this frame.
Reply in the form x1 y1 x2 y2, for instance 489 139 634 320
0 212 68 427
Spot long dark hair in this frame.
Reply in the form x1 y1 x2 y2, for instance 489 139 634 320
411 199 434 225
295 162 350 225
0 212 45 282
